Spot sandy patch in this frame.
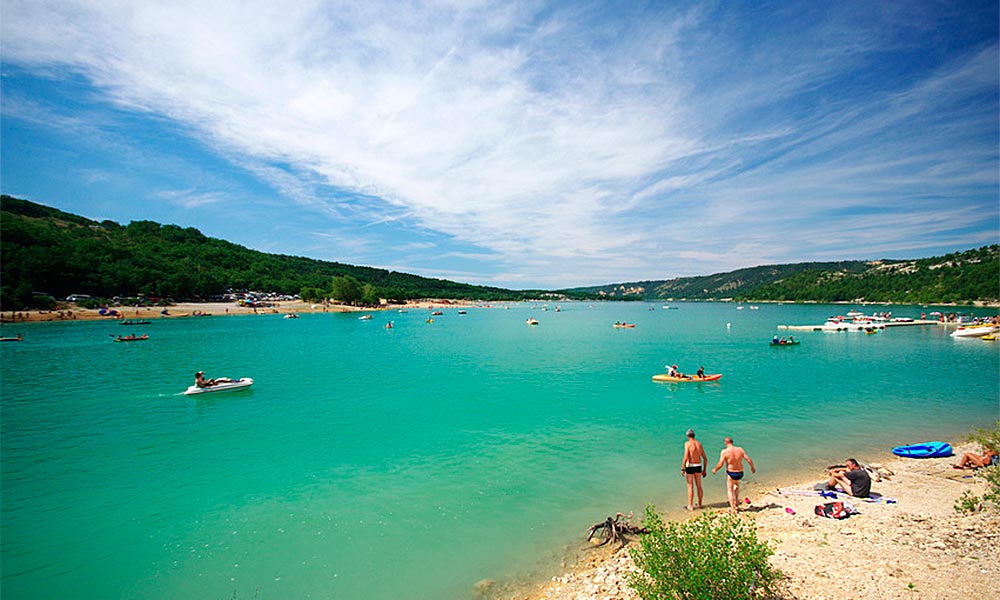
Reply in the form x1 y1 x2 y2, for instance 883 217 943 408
505 443 999 600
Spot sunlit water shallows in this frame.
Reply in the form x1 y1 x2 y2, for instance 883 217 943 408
2 302 998 599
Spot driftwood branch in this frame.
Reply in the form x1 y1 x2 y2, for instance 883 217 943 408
586 512 648 546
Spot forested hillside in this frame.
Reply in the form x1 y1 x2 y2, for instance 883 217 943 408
0 196 532 308
3 195 996 309
564 247 999 304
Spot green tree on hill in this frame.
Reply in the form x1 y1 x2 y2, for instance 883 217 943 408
331 275 363 305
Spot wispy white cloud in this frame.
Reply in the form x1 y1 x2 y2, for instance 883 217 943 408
2 1 996 287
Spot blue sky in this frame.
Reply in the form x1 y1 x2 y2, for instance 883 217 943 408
2 1 997 289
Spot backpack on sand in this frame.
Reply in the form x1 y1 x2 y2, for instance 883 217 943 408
814 501 857 519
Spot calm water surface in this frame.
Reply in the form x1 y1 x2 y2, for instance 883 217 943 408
2 302 998 599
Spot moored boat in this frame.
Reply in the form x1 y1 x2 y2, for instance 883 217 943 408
950 324 998 338
891 441 952 459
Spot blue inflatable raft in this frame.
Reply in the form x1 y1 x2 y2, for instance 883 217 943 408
891 441 953 459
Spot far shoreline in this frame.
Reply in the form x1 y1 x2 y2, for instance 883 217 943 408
2 298 997 326
0 299 487 324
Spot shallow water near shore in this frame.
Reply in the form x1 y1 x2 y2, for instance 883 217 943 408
2 302 997 599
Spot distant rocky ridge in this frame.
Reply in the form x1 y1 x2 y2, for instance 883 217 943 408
562 247 999 305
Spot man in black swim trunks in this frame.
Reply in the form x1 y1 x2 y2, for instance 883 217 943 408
712 436 756 512
681 429 708 510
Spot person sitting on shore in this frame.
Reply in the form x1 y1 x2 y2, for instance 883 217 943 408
954 446 999 469
826 458 871 498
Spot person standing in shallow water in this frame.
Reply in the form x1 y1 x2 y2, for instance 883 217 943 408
681 429 708 511
712 436 756 512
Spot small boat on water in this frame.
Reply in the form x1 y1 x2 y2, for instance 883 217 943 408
652 373 722 383
183 377 254 396
431 311 444 316
891 441 952 459
613 322 636 328
526 318 539 325
770 339 800 346
114 334 148 342
950 324 998 338
284 313 300 319
120 319 151 325
457 310 467 315
358 314 373 320
1 334 23 342
820 319 886 332
982 334 996 341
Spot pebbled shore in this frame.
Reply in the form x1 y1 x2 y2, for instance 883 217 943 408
504 442 999 600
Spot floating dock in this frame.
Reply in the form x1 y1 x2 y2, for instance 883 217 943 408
778 320 941 331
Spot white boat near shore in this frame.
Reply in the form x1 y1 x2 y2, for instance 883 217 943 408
779 319 938 332
950 324 999 338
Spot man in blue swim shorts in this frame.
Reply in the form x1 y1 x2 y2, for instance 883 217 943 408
712 436 756 512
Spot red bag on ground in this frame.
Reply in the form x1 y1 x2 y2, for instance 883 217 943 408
814 501 855 519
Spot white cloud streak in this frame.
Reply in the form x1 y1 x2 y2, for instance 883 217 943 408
2 1 996 287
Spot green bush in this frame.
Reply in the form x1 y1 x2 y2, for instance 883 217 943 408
628 506 780 600
955 421 1000 514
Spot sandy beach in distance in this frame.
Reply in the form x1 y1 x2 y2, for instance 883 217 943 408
1 299 475 323
506 442 999 600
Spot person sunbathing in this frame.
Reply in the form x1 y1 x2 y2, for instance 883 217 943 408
954 447 998 469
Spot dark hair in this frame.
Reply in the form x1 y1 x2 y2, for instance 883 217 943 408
846 458 859 467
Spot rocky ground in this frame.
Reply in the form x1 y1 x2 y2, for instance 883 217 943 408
502 444 999 600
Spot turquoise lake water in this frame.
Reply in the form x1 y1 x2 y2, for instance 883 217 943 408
2 302 998 599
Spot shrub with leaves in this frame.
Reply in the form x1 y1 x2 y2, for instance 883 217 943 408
954 421 1000 514
628 506 780 600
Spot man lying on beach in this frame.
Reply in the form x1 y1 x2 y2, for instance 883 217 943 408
711 437 755 512
826 458 871 498
681 429 708 511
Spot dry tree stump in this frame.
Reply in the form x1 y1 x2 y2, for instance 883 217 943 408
586 512 648 546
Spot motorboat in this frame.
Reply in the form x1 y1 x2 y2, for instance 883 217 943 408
950 324 998 338
183 377 254 396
